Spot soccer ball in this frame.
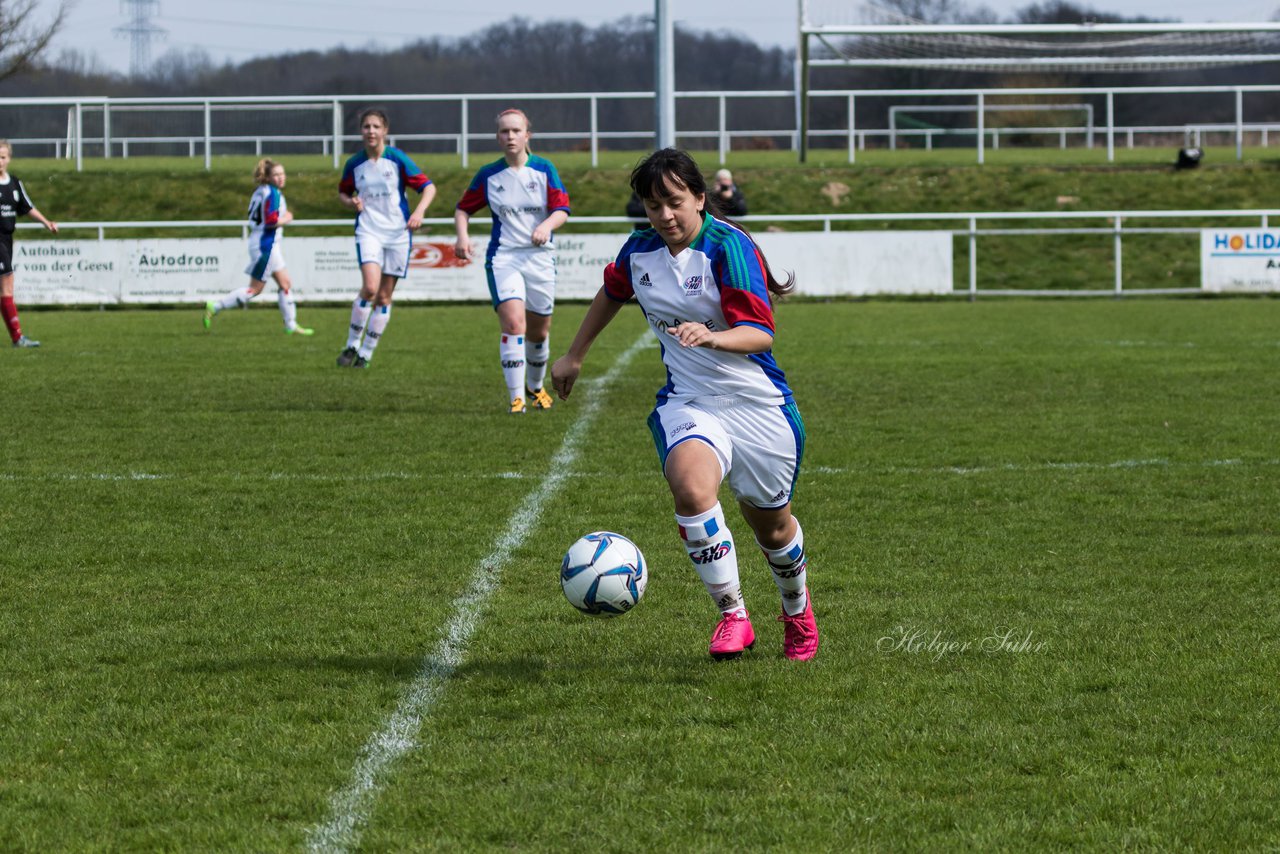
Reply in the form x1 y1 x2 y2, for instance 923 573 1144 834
560 531 647 617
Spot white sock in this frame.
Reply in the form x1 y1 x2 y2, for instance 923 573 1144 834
676 503 744 616
358 304 391 358
500 334 526 401
216 287 255 312
278 289 298 330
760 519 808 616
346 298 372 349
526 337 549 392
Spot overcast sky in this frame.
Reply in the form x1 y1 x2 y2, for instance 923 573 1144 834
50 0 1280 76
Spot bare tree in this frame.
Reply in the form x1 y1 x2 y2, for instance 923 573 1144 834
0 0 68 81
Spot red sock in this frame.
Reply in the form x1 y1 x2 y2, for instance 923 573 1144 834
0 296 20 343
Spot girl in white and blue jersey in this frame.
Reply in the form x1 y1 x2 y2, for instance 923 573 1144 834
551 148 818 662
336 108 436 368
454 109 571 413
203 158 313 336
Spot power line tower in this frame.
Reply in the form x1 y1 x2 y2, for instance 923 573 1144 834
114 0 166 76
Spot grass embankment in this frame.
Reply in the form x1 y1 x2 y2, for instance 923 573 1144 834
12 147 1280 291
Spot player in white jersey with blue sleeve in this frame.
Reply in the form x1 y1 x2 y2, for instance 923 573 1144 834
203 158 313 336
552 148 818 662
454 109 571 414
335 108 436 369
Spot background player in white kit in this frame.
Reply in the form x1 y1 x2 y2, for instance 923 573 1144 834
551 148 819 662
454 109 570 413
203 158 313 336
336 108 436 368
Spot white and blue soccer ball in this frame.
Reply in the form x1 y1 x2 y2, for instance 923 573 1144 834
560 531 647 617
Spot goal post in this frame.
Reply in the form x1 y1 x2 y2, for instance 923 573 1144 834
796 1 1280 161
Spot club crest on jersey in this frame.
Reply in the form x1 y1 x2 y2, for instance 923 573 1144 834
526 181 538 192
682 275 704 295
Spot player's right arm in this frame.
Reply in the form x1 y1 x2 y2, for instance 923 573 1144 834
453 207 474 260
454 170 489 260
551 286 626 401
338 160 362 213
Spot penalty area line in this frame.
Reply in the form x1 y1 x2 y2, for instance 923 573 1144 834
304 332 650 854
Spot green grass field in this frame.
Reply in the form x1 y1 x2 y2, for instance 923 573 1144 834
2 298 1278 850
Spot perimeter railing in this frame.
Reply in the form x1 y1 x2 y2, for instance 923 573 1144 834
3 84 1280 169
19 208 1279 297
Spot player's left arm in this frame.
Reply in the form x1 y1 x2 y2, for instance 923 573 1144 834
666 322 771 353
670 236 774 353
17 180 56 233
531 209 568 246
26 207 57 234
407 183 436 232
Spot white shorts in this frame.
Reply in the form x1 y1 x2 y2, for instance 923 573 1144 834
356 232 411 278
647 396 806 509
486 247 556 315
246 244 285 281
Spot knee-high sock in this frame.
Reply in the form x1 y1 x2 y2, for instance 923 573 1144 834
760 519 809 616
676 503 744 616
215 287 255 312
277 289 298 329
358 304 391 358
525 337 549 391
346 298 372 349
500 334 525 400
1 296 21 342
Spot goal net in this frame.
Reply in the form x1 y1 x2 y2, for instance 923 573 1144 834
801 1 1280 72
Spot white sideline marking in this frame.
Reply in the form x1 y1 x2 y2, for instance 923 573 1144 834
304 333 650 854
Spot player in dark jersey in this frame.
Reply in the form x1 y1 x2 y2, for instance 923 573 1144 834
0 140 58 348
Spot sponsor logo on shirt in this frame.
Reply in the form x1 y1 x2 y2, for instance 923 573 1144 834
637 272 652 287
682 275 703 295
645 312 718 334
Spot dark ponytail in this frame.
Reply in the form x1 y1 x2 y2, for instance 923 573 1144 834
630 148 795 299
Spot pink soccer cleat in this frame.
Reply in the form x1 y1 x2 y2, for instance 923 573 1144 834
709 611 755 661
779 591 819 661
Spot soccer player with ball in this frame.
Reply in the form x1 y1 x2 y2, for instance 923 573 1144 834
551 148 818 661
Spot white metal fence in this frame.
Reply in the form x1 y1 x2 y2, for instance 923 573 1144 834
18 208 1278 297
3 83 1279 169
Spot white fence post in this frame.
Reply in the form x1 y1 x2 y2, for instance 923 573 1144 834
1114 215 1123 296
460 98 469 169
74 102 83 171
848 94 856 164
203 101 212 171
1106 91 1115 162
332 100 342 169
719 95 728 164
968 217 978 300
590 96 599 168
1235 88 1244 161
976 93 985 165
